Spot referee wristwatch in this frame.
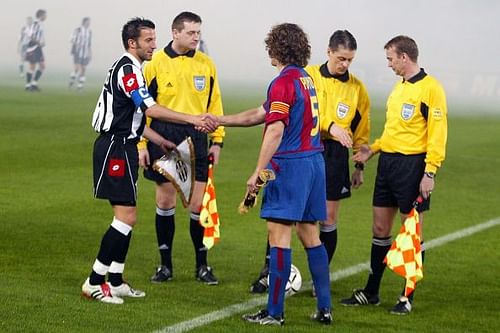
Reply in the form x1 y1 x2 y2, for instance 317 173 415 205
354 162 364 171
209 140 224 148
424 172 435 179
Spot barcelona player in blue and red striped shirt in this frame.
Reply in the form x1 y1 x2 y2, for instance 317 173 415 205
218 23 332 326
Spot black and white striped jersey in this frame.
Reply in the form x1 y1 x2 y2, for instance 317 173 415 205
70 26 92 59
91 53 156 139
19 24 31 48
26 19 45 52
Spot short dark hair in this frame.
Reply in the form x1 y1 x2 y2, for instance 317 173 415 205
121 17 155 50
172 11 202 31
265 23 311 68
35 9 46 19
328 30 357 51
82 17 90 25
384 35 419 62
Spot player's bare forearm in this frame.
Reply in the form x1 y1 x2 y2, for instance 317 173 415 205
255 122 283 171
218 106 265 127
146 104 196 125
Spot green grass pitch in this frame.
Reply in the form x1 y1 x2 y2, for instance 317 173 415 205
0 85 499 332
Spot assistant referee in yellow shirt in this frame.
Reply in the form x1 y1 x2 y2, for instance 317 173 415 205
341 35 447 315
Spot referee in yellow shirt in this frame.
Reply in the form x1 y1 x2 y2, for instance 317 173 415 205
138 11 224 285
341 35 448 315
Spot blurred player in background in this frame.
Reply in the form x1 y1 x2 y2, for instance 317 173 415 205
138 11 225 285
341 35 447 315
18 16 33 77
69 17 92 91
197 38 208 54
217 22 332 326
25 9 47 91
249 30 371 296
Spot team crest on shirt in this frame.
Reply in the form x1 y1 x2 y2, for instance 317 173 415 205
336 102 349 119
401 103 415 120
193 76 206 91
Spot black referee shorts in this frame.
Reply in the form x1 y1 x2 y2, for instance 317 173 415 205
323 139 351 201
93 134 139 204
144 121 209 184
373 152 430 214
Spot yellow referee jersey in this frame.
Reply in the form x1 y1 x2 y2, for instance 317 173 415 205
306 63 370 152
370 69 447 173
141 42 225 146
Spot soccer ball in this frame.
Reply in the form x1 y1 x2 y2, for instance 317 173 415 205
286 264 302 296
267 264 302 296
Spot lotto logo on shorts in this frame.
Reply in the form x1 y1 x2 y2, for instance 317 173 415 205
108 159 125 177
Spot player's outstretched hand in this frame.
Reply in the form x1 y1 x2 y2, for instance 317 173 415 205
329 124 353 148
194 114 219 133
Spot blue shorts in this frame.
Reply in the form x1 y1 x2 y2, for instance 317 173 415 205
260 153 326 222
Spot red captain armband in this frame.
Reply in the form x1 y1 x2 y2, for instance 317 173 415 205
122 73 139 93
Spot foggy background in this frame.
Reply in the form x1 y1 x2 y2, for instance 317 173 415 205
2 0 500 112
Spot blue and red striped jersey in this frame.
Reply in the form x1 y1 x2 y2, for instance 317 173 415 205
263 65 322 158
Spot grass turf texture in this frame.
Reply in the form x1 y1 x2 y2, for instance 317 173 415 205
0 86 499 332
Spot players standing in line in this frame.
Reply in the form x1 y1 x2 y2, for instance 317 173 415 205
341 35 447 315
138 11 225 285
82 17 216 304
249 30 371 295
69 17 92 91
25 9 47 91
216 23 332 326
18 16 33 77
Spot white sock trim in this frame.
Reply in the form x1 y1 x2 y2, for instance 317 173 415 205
111 217 132 236
319 222 337 233
109 261 125 274
156 207 175 216
92 259 109 276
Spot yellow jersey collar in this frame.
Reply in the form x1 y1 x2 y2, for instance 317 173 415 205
164 41 196 58
404 68 427 84
319 62 349 82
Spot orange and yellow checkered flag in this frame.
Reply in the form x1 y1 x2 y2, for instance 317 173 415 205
384 198 423 297
199 154 220 249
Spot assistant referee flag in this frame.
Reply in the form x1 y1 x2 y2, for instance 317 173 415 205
199 154 220 249
384 198 423 296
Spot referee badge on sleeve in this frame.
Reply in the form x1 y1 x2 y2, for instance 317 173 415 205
193 76 206 91
108 159 125 177
401 103 415 120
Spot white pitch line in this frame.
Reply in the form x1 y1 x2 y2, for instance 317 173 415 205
154 217 500 333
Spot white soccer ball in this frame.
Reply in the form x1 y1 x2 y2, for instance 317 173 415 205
267 264 302 296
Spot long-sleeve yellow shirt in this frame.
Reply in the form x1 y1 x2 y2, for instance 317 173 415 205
306 63 370 153
370 69 447 173
138 42 224 149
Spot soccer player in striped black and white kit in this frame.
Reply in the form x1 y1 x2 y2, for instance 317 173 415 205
69 17 92 90
25 9 46 91
82 17 217 304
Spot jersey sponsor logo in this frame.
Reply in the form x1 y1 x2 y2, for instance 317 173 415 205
108 158 125 177
193 76 206 91
122 73 139 93
401 103 415 120
336 102 349 119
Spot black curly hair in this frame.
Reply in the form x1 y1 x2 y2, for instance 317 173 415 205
265 23 311 68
